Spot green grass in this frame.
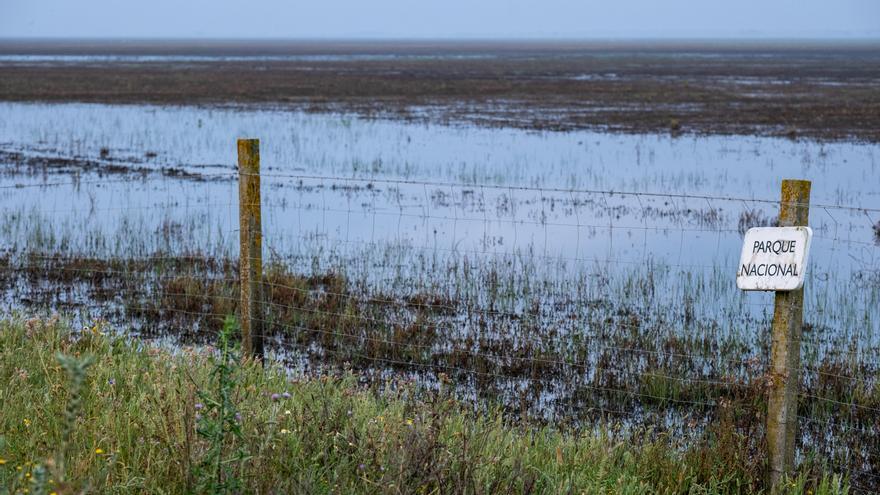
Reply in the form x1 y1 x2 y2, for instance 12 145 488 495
0 316 848 494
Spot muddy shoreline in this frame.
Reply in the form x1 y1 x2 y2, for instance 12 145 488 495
1 40 879 142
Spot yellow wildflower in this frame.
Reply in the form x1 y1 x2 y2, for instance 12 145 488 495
0 458 6 465
22 418 31 427
94 448 104 455
89 322 104 336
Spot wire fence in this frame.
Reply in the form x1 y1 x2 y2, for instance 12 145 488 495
2 164 879 492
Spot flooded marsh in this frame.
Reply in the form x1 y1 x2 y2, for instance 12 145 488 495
1 101 879 488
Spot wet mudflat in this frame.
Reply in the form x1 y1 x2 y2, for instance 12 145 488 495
1 40 880 141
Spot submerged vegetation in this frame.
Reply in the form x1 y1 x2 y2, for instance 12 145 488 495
2 247 879 491
0 317 853 494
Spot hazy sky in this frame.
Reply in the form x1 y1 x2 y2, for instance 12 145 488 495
2 0 879 39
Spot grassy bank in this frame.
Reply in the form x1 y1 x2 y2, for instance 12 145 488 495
0 316 847 494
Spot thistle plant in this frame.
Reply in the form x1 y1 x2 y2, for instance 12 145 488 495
55 352 94 480
194 316 249 494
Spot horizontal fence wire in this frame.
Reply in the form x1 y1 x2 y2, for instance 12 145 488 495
6 168 878 214
247 171 880 214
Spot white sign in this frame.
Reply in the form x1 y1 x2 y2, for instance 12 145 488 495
737 226 812 291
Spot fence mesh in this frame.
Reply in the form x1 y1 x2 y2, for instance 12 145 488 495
3 169 879 492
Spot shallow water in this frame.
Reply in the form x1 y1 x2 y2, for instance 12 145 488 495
0 101 878 350
1 102 876 259
1 101 878 196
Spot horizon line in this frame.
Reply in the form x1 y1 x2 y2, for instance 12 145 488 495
1 35 879 42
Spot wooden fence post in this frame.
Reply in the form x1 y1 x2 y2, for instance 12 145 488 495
238 138 264 360
767 179 810 490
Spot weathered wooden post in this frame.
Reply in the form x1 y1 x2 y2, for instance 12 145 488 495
765 179 810 489
737 179 812 490
238 138 264 360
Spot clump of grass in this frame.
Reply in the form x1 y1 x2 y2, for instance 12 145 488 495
738 208 777 234
0 316 851 494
